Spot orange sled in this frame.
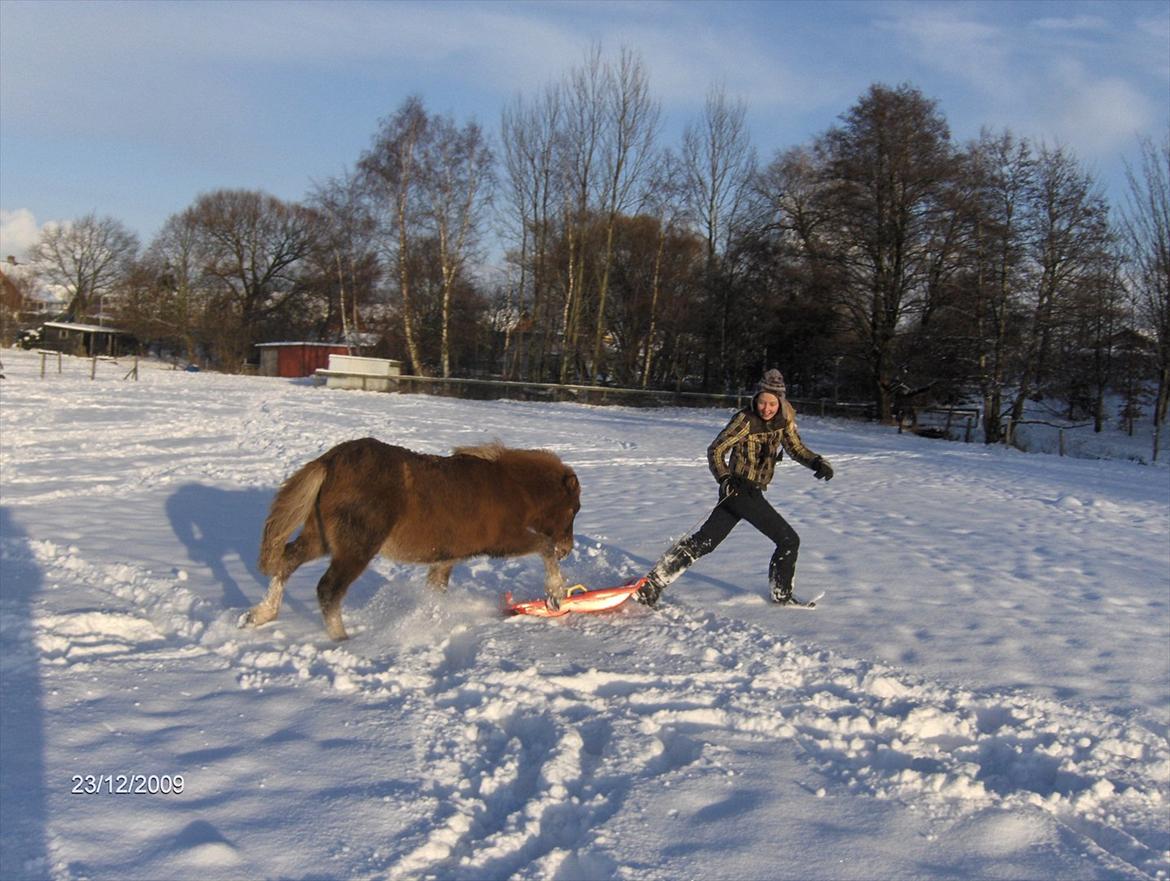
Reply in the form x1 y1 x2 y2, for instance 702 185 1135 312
503 577 647 618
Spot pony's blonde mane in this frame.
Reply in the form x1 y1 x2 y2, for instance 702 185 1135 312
452 442 562 468
452 442 505 461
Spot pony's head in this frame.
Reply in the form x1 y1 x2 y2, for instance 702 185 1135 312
550 470 580 559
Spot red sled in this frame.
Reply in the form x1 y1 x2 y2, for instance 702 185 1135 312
503 577 647 618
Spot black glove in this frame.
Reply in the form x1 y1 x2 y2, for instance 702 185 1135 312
719 475 745 499
812 457 834 481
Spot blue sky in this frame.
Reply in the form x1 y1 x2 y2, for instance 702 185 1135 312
1 0 1167 259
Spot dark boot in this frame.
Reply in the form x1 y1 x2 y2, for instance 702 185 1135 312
768 545 799 604
770 583 795 604
634 538 699 608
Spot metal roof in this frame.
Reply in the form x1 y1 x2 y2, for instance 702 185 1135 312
43 321 131 335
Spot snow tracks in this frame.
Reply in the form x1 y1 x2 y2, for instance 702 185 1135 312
13 533 1167 880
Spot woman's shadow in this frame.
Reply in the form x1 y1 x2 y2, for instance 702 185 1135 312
165 484 286 614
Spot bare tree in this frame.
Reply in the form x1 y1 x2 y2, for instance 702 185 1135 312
683 85 755 265
816 83 955 422
681 85 756 388
754 146 831 255
183 189 317 369
591 47 661 377
359 97 431 375
638 148 686 387
145 209 205 363
1120 135 1170 461
424 115 494 377
1070 245 1127 431
501 84 562 379
308 170 382 347
557 45 607 383
1007 144 1111 429
359 97 492 377
28 213 138 323
962 130 1035 443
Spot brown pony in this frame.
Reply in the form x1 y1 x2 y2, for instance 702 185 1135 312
245 438 580 640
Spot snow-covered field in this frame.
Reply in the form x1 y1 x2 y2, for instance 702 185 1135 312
1 347 1167 881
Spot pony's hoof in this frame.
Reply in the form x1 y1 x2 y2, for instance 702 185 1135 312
241 607 274 629
324 616 349 641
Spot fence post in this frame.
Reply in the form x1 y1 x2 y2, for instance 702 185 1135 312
964 416 972 444
1059 429 1065 457
90 356 98 380
40 351 45 378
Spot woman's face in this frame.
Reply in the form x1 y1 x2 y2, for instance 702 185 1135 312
756 393 780 421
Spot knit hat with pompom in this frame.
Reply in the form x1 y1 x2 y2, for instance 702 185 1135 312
757 369 786 398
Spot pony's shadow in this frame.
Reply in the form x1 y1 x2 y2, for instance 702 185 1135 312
165 483 296 615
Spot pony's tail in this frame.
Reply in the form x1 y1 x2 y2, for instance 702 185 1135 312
258 460 328 575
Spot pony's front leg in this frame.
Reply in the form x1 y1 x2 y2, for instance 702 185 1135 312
541 548 568 606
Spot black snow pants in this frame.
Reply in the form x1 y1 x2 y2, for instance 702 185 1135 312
686 486 801 595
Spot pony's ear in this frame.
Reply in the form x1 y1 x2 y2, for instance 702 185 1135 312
563 472 580 495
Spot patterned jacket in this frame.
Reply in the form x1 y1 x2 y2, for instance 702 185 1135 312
707 398 820 489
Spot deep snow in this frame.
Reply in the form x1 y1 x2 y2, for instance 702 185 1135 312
0 347 1167 881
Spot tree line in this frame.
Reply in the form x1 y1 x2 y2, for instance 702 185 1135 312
8 47 1168 456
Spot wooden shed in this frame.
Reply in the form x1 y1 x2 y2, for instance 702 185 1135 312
255 342 351 378
40 321 136 357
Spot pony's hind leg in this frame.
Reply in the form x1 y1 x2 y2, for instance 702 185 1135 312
315 551 375 641
243 531 323 628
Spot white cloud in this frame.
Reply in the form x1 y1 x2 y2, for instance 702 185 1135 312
1135 12 1170 81
875 3 1161 160
0 209 43 261
876 7 1016 97
1041 61 1156 157
0 0 820 139
1033 15 1109 32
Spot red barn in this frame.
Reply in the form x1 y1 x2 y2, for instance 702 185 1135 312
256 342 351 378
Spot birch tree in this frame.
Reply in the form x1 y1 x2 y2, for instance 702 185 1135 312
308 171 381 348
425 115 494 377
359 97 431 374
557 45 607 383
